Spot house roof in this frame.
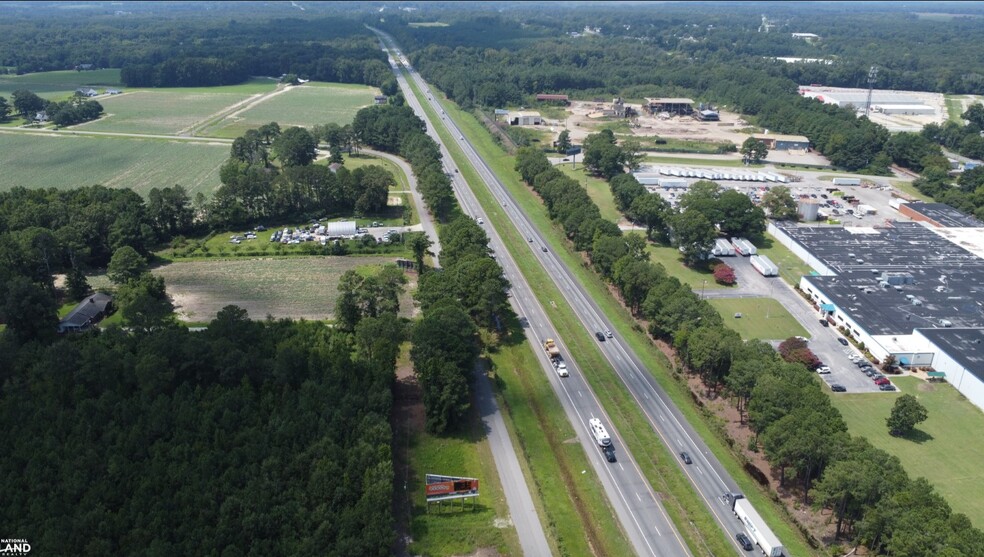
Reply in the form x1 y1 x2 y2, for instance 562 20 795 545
60 292 112 328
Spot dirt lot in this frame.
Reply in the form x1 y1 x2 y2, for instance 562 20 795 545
799 85 947 133
152 256 416 322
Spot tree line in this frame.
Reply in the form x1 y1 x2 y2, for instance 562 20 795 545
513 145 984 555
6 89 103 126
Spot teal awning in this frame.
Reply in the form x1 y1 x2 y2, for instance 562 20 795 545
820 304 836 312
928 371 946 378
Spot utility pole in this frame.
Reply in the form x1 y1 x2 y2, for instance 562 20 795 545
864 66 878 118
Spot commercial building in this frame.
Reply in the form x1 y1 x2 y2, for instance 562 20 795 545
645 97 694 115
898 202 984 228
508 111 543 126
769 220 984 411
801 90 925 110
873 104 935 116
753 133 810 151
536 93 569 104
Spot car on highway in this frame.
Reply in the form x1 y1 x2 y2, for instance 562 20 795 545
595 331 606 341
605 329 613 338
838 338 850 346
831 384 847 392
602 445 617 463
679 451 692 465
735 532 754 551
476 217 484 225
541 246 547 252
527 236 533 242
555 361 569 377
879 384 897 391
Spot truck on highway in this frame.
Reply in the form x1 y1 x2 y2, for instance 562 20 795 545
589 418 612 447
543 338 561 360
730 494 785 557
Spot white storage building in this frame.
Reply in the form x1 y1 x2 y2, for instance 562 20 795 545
324 221 358 237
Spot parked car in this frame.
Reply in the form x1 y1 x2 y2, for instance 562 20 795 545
736 532 754 551
879 384 897 391
838 338 850 346
831 384 847 392
595 331 606 342
679 451 692 465
875 377 891 386
819 319 829 327
817 366 831 374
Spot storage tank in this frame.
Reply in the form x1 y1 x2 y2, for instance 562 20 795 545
798 200 821 221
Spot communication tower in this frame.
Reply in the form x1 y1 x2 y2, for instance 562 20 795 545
864 66 878 118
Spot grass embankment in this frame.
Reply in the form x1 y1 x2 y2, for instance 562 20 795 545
945 95 965 124
708 298 809 341
413 74 821 556
831 376 984 528
891 180 932 202
646 244 726 292
408 75 753 556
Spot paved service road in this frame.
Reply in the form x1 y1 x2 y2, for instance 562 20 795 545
361 148 442 267
373 28 776 557
373 29 698 557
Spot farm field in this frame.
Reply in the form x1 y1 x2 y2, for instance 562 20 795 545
0 132 227 197
0 68 121 99
78 88 264 135
831 376 984 528
201 82 379 138
151 256 412 322
707 297 808 340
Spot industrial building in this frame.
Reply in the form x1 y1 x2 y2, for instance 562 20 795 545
645 97 694 115
873 104 935 115
768 220 984 411
508 111 543 126
800 90 925 110
899 202 984 228
753 133 810 151
536 93 569 104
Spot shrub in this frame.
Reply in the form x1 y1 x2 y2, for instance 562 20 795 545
713 263 736 285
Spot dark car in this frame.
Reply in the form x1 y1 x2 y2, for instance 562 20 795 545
831 384 847 392
838 338 849 346
736 532 754 551
595 331 606 342
819 319 829 327
879 384 897 391
602 445 617 463
541 246 548 252
679 451 692 465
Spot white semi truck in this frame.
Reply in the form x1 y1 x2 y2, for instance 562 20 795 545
731 495 785 557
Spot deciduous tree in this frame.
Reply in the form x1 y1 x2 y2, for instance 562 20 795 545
887 394 928 437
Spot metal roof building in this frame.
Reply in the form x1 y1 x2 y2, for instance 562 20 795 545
324 221 358 237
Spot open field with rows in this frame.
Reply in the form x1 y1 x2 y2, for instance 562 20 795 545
0 68 121 99
0 132 227 197
201 82 379 138
150 256 413 322
831 376 984 528
78 88 264 135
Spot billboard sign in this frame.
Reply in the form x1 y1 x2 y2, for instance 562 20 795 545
566 147 582 156
494 109 510 115
425 474 479 502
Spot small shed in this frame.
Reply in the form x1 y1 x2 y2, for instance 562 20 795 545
58 292 113 333
509 111 542 126
374 95 388 105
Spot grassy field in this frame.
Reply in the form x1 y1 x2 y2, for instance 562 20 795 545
647 244 727 291
756 233 818 287
0 69 121 99
0 132 227 197
643 154 759 168
201 82 378 138
554 163 622 222
831 376 984 528
79 89 260 135
328 152 411 191
707 297 809 340
891 180 932 202
151 256 410 322
945 95 965 123
410 74 821 556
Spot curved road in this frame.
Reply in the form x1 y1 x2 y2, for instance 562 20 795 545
377 28 771 557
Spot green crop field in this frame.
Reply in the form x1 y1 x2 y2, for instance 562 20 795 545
201 82 378 138
708 297 809 340
151 256 411 323
0 69 121 99
0 132 227 197
831 376 984 528
79 89 261 135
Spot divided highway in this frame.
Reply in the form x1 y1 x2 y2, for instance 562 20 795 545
375 30 777 557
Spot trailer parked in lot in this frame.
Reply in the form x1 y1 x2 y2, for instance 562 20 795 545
731 237 757 256
712 238 736 257
750 254 779 276
832 177 861 186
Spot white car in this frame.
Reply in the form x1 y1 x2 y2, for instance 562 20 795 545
817 366 831 374
555 361 569 377
476 217 484 225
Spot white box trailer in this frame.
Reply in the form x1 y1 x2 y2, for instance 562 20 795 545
589 418 611 447
712 238 736 256
889 197 909 210
734 498 784 557
832 177 861 186
750 254 779 276
658 178 688 188
731 237 757 256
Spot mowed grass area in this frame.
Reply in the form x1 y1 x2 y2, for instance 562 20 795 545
643 154 760 168
708 297 808 340
0 132 227 197
151 256 410 322
79 88 263 135
554 163 621 222
891 180 933 202
757 233 818 286
0 68 121 99
647 243 727 291
831 376 984 528
945 95 965 124
202 82 378 138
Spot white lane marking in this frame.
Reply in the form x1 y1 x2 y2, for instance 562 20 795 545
653 524 661 536
644 392 650 400
697 466 703 475
636 492 642 502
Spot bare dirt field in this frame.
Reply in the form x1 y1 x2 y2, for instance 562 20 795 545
152 256 415 322
799 85 947 132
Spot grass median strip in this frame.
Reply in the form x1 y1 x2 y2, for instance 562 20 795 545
415 78 822 556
